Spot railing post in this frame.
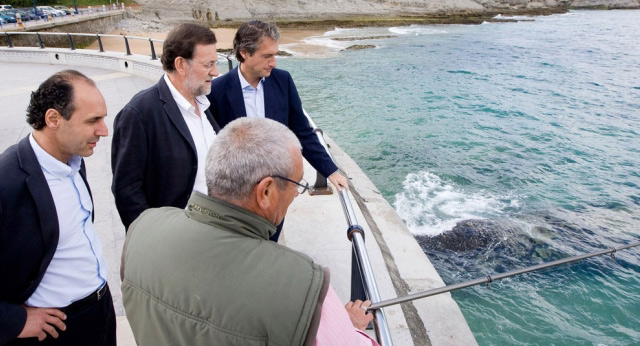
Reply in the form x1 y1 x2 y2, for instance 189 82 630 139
67 33 75 50
308 128 333 196
4 32 13 48
309 173 332 195
123 36 131 55
149 39 157 60
351 246 368 301
36 33 45 49
97 35 104 52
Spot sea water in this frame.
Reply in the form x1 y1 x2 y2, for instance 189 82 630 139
278 10 640 345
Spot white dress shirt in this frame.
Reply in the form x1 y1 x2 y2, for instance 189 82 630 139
26 134 107 308
238 66 265 118
164 74 216 196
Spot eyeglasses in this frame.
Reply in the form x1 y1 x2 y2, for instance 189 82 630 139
189 59 218 71
272 175 309 195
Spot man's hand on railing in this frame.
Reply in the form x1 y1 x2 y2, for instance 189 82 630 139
345 299 373 331
329 172 349 191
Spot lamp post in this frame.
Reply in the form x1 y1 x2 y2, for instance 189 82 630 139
73 0 78 14
32 0 37 21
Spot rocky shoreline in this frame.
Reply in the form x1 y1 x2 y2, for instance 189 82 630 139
113 6 637 56
118 9 557 34
119 0 639 34
213 9 567 29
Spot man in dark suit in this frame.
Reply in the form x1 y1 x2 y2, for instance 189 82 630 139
0 70 115 345
207 20 348 241
111 23 221 229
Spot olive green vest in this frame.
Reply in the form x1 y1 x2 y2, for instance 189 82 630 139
121 192 328 346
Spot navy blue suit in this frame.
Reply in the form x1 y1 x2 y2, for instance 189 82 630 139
207 67 338 178
0 137 96 344
111 77 221 229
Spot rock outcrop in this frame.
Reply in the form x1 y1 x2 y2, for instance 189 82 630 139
129 0 640 28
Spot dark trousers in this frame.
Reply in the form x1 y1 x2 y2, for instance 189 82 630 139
9 285 117 346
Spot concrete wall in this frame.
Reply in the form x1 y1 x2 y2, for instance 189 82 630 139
0 47 162 81
1 11 126 48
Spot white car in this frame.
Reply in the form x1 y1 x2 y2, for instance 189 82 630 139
36 6 65 17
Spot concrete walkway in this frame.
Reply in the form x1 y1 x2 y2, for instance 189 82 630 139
0 56 476 345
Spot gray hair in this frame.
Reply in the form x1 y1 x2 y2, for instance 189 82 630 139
233 20 280 62
205 117 301 203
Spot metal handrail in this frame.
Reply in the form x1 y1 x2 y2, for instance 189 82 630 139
303 110 394 346
0 31 234 68
369 240 640 310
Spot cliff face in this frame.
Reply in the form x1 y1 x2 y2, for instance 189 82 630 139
132 0 640 26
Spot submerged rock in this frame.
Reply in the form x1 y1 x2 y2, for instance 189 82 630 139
344 44 376 50
419 219 520 252
331 35 397 41
416 219 566 272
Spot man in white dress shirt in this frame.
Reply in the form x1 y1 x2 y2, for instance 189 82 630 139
0 70 115 345
111 23 221 229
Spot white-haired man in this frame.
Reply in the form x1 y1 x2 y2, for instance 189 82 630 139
121 117 378 345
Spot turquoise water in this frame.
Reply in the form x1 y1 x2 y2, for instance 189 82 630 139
278 10 640 345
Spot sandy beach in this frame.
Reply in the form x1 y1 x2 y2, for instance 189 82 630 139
87 27 331 57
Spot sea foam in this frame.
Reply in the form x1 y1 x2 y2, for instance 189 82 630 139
394 171 519 236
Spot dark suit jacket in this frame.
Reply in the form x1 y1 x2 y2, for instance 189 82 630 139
207 67 338 178
0 136 91 345
111 76 220 229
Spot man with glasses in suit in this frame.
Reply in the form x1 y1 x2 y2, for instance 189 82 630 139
112 23 221 230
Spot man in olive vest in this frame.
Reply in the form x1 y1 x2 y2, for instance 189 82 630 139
121 117 378 345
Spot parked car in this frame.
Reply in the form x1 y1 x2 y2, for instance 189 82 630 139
26 8 46 19
6 9 30 21
0 9 17 23
54 5 72 15
17 8 38 20
0 4 13 10
36 6 65 17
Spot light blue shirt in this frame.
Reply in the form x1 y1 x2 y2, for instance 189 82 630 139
26 134 107 308
238 66 265 118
